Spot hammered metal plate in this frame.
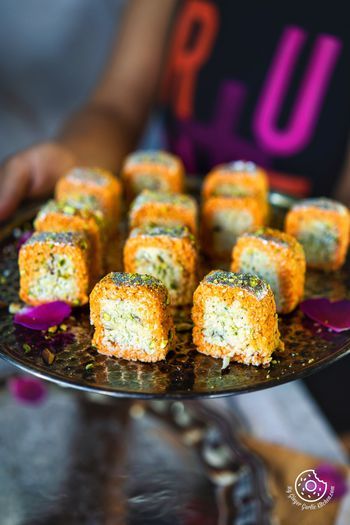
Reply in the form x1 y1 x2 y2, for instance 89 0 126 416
1 187 350 398
0 391 274 524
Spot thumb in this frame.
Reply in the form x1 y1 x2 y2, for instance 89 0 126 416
0 157 31 221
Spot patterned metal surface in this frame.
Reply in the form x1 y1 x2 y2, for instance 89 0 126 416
0 388 274 524
1 191 350 398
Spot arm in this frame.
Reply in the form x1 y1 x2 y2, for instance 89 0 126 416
0 0 177 220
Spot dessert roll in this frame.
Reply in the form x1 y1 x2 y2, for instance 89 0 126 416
124 225 198 306
90 272 175 362
285 198 349 271
34 200 105 283
201 196 265 259
203 160 268 201
231 228 306 314
192 270 282 366
122 150 184 201
129 190 198 234
19 232 90 306
55 167 121 233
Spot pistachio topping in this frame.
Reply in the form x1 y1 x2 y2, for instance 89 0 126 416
220 160 257 174
130 224 194 241
24 231 88 250
130 190 195 213
125 150 177 169
292 197 348 214
204 270 269 299
66 167 110 186
109 272 167 291
243 228 293 248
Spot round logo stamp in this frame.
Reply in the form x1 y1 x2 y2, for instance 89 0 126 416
294 469 328 502
286 467 337 510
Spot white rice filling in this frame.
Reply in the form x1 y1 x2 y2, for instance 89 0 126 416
134 247 183 297
203 297 254 356
238 247 281 310
297 220 338 265
132 173 169 193
212 209 252 253
100 298 165 354
29 254 78 302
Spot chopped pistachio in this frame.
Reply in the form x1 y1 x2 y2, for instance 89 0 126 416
23 343 31 354
9 303 22 314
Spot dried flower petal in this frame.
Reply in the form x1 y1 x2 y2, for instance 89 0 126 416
316 464 348 500
17 231 33 250
8 376 47 404
14 302 71 331
300 298 350 332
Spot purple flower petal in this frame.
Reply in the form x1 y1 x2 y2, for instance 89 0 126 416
8 376 47 405
17 230 33 250
300 298 350 332
316 463 348 500
14 301 71 330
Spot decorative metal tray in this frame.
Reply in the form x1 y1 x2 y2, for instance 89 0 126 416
1 189 350 399
0 391 274 524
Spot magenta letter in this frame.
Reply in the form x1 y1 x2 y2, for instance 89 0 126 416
253 26 342 156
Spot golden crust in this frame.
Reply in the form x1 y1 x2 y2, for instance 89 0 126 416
123 228 198 305
19 234 90 306
201 196 265 258
192 272 283 366
89 273 175 362
55 167 122 233
202 163 268 201
34 206 104 285
121 151 184 201
285 204 349 271
129 197 197 234
231 228 306 314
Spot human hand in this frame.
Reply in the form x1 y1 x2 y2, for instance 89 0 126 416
0 142 76 221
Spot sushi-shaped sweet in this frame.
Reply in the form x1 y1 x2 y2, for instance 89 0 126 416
124 225 198 305
192 270 282 366
203 160 268 201
90 272 175 362
202 196 265 258
55 167 121 232
231 228 306 314
122 150 184 201
19 232 90 306
285 198 350 271
34 200 105 283
129 190 198 234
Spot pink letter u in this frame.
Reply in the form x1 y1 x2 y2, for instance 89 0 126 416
253 26 342 156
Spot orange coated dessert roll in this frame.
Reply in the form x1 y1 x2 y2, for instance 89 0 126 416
34 200 105 284
203 160 268 201
285 198 349 271
129 190 198 234
201 196 265 258
90 272 175 362
55 167 122 233
231 228 306 314
121 150 184 201
19 232 90 306
124 225 198 306
192 271 282 367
